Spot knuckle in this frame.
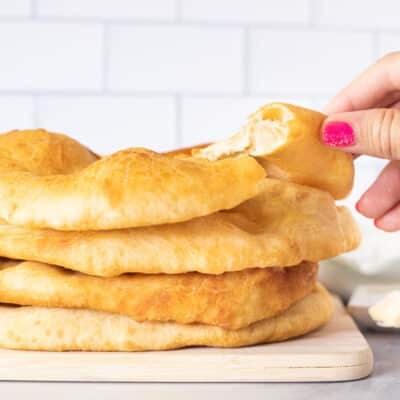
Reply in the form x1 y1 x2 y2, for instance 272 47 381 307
370 109 400 159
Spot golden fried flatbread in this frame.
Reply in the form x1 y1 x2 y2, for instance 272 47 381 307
0 130 265 230
0 179 360 276
0 260 317 330
0 129 99 173
0 284 332 351
196 103 354 199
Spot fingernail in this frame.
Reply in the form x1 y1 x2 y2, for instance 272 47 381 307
322 121 355 147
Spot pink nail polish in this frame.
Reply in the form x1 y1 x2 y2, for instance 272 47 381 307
322 121 355 147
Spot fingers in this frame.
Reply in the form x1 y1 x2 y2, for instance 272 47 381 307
357 161 400 219
323 52 400 232
375 204 400 232
357 160 400 231
321 108 400 159
324 52 400 114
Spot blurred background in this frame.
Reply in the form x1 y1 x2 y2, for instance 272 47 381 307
1 0 400 293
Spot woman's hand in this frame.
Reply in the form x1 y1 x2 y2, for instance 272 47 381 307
321 52 400 232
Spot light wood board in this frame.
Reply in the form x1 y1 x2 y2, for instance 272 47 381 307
0 298 373 382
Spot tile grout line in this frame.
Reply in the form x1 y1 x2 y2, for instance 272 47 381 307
175 94 182 147
102 23 109 92
31 0 38 19
0 90 331 98
307 0 317 27
32 94 39 127
0 15 398 35
175 0 182 22
242 27 250 95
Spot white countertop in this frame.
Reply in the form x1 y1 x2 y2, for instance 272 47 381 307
1 331 398 399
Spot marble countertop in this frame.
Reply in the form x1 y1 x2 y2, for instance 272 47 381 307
1 331 399 399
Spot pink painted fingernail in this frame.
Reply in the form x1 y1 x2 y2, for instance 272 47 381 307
322 121 355 147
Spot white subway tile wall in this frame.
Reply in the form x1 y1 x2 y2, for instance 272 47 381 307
0 0 31 17
37 0 176 20
249 30 373 95
37 96 176 153
108 26 244 93
0 0 398 202
0 22 103 90
181 0 310 24
378 33 400 56
316 0 400 29
0 96 34 130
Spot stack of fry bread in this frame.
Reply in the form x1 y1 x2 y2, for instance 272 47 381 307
0 103 360 351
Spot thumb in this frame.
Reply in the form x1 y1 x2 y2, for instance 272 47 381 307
321 108 400 159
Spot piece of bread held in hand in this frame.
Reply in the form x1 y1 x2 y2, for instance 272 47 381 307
196 103 354 199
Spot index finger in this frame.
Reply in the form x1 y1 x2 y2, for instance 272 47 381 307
324 52 400 114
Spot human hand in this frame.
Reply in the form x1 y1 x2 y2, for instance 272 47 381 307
321 52 400 232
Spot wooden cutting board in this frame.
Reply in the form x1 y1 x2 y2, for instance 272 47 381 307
0 297 372 382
